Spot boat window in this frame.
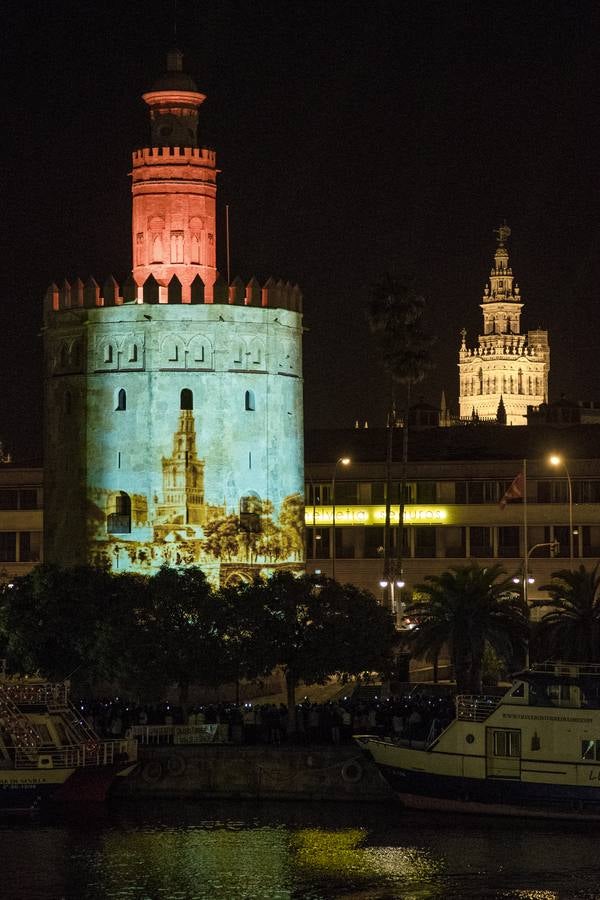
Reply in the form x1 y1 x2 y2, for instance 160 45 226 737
510 683 525 698
581 740 600 761
493 730 521 758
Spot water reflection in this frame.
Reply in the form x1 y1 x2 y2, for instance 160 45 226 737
1 801 600 899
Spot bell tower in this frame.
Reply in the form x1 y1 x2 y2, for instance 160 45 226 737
458 225 550 425
131 49 217 298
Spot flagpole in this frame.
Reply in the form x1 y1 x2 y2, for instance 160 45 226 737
523 457 528 590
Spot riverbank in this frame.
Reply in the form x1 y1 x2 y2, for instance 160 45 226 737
113 744 393 803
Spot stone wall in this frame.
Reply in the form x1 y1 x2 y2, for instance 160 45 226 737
113 745 393 803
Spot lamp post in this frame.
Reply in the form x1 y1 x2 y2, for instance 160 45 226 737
549 454 574 567
379 577 406 626
513 539 559 667
517 539 560 605
331 456 350 581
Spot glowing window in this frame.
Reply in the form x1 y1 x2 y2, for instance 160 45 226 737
180 389 193 410
116 389 126 411
240 492 261 532
107 492 131 534
245 390 255 411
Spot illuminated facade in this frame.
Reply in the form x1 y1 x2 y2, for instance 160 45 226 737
305 425 600 606
43 51 304 583
459 226 549 425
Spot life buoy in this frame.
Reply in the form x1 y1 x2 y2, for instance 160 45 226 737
341 759 364 784
166 754 186 777
141 759 163 783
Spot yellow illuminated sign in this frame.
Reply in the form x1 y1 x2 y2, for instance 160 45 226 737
305 506 450 526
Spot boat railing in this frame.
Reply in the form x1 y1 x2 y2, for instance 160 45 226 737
1 681 69 707
531 661 600 677
126 723 230 745
13 738 137 769
456 695 501 722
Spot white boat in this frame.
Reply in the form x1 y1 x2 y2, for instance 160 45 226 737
0 666 137 814
355 662 600 820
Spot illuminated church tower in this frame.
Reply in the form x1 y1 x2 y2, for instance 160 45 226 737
458 225 549 426
43 51 305 583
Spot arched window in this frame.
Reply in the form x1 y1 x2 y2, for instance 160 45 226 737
518 369 523 394
107 491 131 534
245 390 255 411
507 317 512 334
240 492 261 533
152 233 163 263
59 345 68 369
478 369 483 395
180 389 193 410
116 389 126 411
191 234 200 264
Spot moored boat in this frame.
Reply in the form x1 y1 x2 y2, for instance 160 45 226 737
355 662 600 820
0 665 137 814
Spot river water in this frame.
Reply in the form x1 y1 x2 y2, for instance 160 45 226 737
3 799 600 899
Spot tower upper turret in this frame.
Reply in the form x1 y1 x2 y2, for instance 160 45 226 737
142 48 206 149
132 50 217 298
480 223 522 335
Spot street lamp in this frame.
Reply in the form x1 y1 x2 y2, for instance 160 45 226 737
549 454 574 567
379 578 406 625
331 456 350 581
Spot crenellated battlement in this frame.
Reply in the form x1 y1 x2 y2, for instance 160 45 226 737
132 146 216 166
44 273 302 315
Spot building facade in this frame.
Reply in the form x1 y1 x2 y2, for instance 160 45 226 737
459 225 549 425
0 466 43 583
305 425 600 612
43 52 304 584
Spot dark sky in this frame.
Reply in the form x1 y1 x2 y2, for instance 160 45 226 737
3 0 600 462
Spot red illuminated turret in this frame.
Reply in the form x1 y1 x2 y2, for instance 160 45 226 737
131 49 217 300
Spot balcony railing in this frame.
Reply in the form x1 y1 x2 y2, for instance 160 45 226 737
456 694 501 722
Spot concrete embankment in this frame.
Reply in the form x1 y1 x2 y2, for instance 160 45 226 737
113 744 394 803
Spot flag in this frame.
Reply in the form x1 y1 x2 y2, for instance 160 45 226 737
499 472 524 510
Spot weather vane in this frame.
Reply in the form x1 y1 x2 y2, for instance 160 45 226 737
493 220 511 246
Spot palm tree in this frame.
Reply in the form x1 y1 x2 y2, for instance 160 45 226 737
367 274 435 603
534 564 600 663
406 563 528 693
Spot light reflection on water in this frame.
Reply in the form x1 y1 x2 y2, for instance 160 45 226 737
2 800 600 899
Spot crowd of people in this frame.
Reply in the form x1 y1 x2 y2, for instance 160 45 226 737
78 690 456 746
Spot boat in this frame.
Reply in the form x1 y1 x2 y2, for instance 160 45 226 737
355 662 600 820
0 664 137 814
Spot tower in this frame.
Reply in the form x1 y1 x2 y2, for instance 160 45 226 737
43 52 305 584
458 225 549 425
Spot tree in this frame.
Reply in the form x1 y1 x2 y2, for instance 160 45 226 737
240 571 399 732
367 274 435 608
136 566 229 709
407 563 528 693
0 564 141 691
534 564 600 663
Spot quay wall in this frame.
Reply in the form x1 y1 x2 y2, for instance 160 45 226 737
113 745 394 803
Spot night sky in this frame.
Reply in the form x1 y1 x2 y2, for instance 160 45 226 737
3 0 600 463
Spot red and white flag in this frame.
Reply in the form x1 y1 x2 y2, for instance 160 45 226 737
499 472 524 510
